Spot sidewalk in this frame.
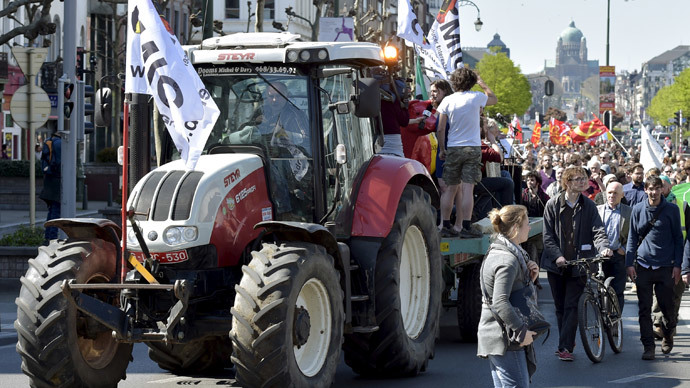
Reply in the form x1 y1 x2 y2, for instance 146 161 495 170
0 200 116 239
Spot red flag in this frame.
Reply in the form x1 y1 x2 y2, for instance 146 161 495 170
569 114 609 143
549 118 570 145
530 122 542 146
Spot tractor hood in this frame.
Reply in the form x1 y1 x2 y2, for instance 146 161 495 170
126 153 272 267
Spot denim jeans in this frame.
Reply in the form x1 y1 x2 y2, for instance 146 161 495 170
489 350 530 388
44 200 61 240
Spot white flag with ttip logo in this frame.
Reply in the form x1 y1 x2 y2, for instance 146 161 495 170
397 0 430 49
422 0 463 78
125 0 219 170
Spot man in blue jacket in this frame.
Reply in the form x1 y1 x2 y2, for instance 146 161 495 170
626 175 683 360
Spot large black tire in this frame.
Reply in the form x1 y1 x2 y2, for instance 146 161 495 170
230 242 344 388
147 336 232 374
603 286 623 353
578 292 605 363
343 185 442 377
15 239 133 387
456 262 482 342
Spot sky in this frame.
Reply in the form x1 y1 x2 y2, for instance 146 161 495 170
456 0 690 74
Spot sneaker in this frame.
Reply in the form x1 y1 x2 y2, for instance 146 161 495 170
642 347 655 360
440 227 459 238
558 350 574 361
653 326 663 340
459 228 482 239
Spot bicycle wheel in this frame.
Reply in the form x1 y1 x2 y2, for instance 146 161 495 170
578 292 605 363
603 286 623 353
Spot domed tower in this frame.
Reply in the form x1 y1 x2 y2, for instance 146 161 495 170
556 21 585 65
487 33 510 58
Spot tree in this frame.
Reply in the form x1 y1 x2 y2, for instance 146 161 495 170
474 52 532 119
543 107 567 123
0 0 56 47
649 67 690 130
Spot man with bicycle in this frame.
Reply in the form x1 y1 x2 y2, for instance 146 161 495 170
541 166 612 362
626 175 683 360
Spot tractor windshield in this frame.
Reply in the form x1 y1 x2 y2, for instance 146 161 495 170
197 66 314 221
198 67 311 156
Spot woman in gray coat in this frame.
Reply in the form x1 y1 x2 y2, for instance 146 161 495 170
478 205 540 387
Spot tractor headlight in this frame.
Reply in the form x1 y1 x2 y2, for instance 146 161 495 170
163 226 198 245
164 227 182 245
127 228 139 247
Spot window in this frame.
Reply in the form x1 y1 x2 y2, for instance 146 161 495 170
225 0 239 18
264 0 275 19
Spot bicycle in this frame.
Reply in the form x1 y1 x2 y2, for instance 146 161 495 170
566 255 623 363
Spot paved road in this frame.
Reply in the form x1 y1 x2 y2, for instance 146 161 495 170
3 274 690 387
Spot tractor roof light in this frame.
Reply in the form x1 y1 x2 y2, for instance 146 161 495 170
383 45 398 65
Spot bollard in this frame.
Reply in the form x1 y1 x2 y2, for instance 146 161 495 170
83 183 88 210
107 182 113 207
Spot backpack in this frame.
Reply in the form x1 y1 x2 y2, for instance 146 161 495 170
41 137 58 175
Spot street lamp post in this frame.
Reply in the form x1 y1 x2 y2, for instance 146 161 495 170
285 6 317 41
458 0 483 31
246 1 256 33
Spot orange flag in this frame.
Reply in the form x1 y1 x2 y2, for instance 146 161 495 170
530 122 542 146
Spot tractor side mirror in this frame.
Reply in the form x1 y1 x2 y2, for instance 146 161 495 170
94 87 112 127
353 77 380 118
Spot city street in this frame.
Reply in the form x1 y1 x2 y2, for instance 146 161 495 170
2 274 690 387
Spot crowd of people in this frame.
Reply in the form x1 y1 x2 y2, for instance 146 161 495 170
389 66 690 387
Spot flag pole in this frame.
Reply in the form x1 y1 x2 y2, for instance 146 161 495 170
607 130 629 156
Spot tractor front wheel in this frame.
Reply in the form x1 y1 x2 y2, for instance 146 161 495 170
230 242 344 388
15 239 133 388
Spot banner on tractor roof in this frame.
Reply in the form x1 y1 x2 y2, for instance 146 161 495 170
125 0 219 170
397 0 430 48
415 0 463 80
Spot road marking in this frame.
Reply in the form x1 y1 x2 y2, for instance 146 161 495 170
148 376 188 384
609 372 664 383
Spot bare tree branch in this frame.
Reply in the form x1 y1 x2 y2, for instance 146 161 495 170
0 0 53 47
0 0 43 19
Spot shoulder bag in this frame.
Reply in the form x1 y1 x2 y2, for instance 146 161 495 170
480 248 550 343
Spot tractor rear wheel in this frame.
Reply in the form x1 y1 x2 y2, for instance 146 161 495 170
344 185 442 377
230 242 344 388
15 239 133 388
456 262 482 342
147 336 232 374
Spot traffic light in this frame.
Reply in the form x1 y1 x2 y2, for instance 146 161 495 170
674 110 682 126
544 80 554 96
84 84 94 135
64 82 74 117
57 76 74 132
94 87 112 128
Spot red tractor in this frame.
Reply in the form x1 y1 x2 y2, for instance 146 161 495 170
15 32 442 387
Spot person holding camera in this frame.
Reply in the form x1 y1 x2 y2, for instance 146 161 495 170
377 72 409 157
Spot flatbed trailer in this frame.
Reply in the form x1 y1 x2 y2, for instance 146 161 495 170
439 217 544 341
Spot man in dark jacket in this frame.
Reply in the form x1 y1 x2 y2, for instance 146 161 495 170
39 131 62 242
541 166 611 361
626 175 683 360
